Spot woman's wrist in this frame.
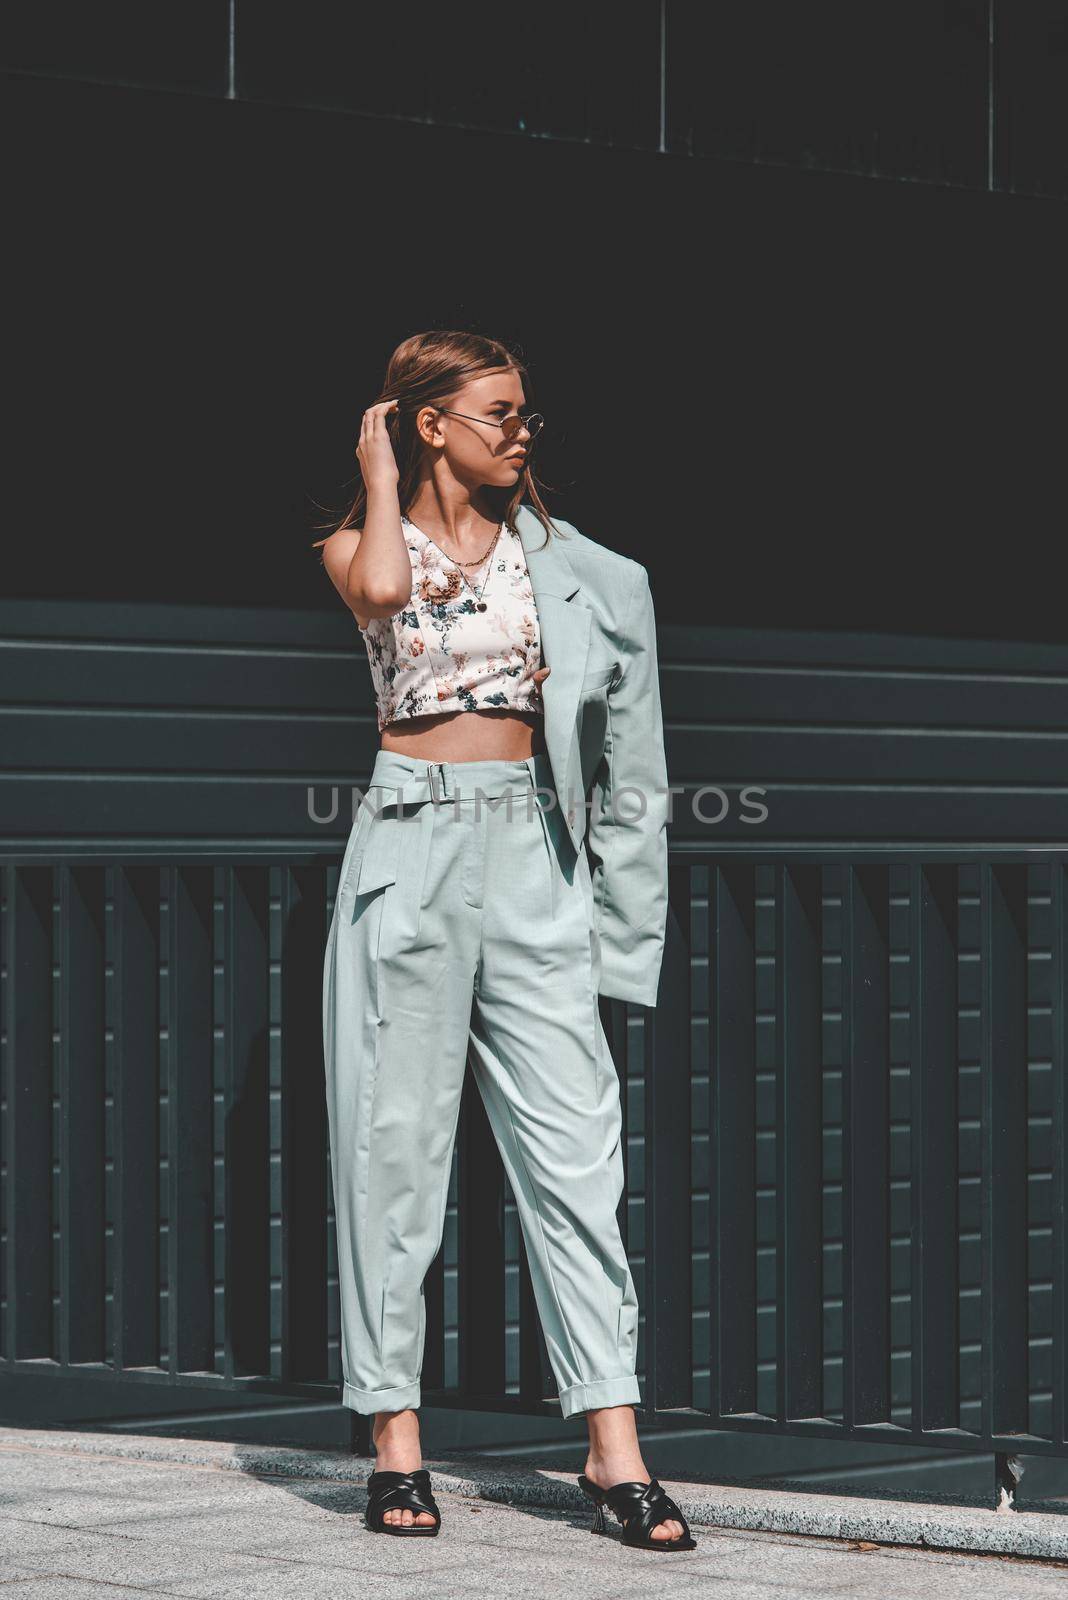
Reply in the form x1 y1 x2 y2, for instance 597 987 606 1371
364 473 401 499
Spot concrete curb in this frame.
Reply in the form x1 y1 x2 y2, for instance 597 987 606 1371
0 1425 1065 1563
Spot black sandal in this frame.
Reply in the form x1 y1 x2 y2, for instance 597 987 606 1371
577 1473 696 1551
365 1467 441 1536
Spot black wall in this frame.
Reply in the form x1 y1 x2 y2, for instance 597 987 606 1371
4 5 1067 642
5 3 1067 198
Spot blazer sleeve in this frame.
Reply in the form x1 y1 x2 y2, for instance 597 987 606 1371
585 562 669 1007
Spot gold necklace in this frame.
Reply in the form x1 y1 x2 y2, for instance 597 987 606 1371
403 515 504 612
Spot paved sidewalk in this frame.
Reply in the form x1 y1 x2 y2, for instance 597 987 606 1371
0 1426 1065 1598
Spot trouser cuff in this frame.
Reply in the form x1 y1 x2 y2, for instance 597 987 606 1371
557 1374 642 1418
343 1378 421 1414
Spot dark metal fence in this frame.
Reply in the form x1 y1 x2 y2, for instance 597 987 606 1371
2 849 1065 1501
673 851 1066 1509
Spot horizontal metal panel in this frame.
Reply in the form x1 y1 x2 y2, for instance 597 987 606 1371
663 667 1068 732
0 777 369 845
9 646 1068 729
6 715 1068 786
4 603 1066 844
0 713 377 771
667 727 1068 783
0 643 373 714
7 599 1068 667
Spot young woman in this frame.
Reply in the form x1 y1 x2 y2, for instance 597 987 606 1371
316 330 694 1552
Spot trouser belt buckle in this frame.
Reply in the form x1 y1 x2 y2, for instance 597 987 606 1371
428 762 447 802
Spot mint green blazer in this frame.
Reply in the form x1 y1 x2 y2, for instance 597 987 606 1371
516 504 669 1008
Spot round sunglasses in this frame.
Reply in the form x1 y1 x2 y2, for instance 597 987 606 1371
434 407 544 442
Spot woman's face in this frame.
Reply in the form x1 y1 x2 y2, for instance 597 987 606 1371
419 371 533 489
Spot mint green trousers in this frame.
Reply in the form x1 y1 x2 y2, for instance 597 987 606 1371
322 749 641 1419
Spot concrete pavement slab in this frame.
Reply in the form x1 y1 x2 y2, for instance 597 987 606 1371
0 1422 1065 1593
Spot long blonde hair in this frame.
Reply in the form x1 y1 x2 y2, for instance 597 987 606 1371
311 329 563 554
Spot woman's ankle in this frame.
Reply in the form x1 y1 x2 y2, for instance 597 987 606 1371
371 1406 423 1472
584 1405 650 1486
584 1449 649 1486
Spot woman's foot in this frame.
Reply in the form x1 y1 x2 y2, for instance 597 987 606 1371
583 1404 685 1543
371 1409 437 1528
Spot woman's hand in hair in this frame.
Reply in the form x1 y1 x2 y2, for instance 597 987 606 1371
356 399 401 491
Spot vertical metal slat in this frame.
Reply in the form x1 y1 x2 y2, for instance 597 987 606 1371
112 865 160 1370
1052 863 1067 1448
712 863 757 1418
4 867 52 1359
980 863 1029 1439
278 865 329 1379
841 864 891 1427
776 863 823 1420
645 891 692 1412
57 865 105 1365
910 864 960 1434
222 865 270 1378
166 865 213 1375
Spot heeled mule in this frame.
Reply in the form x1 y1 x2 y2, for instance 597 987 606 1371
577 1473 697 1551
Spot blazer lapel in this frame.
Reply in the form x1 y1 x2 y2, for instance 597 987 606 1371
517 505 591 854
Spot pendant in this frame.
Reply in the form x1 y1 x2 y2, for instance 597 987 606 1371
476 600 487 611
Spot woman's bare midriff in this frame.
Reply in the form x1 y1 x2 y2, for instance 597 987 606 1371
380 708 547 763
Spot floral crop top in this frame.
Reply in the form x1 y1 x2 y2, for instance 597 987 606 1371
356 515 546 733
